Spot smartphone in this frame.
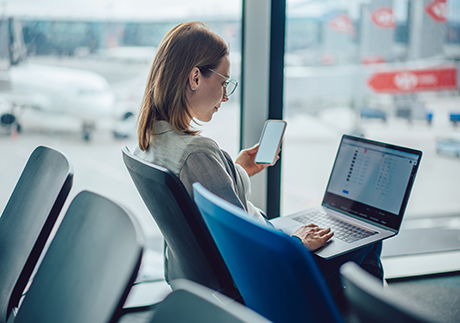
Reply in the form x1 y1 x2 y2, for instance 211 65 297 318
254 120 287 164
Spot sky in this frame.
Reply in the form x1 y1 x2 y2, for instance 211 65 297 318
287 0 460 22
286 0 409 21
3 0 459 23
2 0 392 21
1 0 242 21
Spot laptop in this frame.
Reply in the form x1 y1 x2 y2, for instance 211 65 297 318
270 135 422 259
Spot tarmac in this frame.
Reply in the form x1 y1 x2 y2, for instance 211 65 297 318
2 99 459 234
1 57 460 283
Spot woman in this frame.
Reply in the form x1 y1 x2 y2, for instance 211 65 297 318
135 21 383 295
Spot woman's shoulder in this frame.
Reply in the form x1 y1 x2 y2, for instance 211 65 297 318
181 134 222 156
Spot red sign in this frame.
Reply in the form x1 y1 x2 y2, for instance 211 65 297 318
425 0 447 23
371 8 396 28
321 54 334 65
329 15 354 34
367 67 458 93
361 56 386 65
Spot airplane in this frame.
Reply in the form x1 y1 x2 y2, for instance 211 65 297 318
0 18 126 141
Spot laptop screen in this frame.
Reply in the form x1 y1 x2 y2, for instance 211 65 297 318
322 135 422 231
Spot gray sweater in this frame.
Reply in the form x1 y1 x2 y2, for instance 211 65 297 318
134 121 264 222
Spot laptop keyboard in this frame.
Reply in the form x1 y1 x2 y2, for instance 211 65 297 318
292 211 377 243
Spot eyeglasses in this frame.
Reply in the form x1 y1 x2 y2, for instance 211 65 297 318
208 68 238 97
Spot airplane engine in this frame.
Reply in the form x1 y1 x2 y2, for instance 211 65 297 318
0 112 18 134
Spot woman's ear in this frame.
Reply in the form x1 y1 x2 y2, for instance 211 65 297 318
188 67 201 91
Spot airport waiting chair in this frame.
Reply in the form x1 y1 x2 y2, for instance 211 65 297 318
149 279 270 323
0 146 73 323
192 183 344 323
122 146 240 300
7 190 144 323
340 262 438 323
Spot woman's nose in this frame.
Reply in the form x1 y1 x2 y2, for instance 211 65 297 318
222 94 229 102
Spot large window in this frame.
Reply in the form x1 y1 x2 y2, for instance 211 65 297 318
0 1 242 239
282 0 460 219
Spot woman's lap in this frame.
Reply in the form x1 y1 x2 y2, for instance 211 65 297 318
314 241 383 295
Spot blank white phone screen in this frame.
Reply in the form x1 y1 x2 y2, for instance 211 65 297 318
255 121 286 163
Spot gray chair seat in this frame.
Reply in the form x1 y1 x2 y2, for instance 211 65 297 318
8 191 144 323
122 146 240 300
0 146 73 323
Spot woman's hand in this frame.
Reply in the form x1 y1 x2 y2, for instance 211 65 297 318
292 224 334 251
235 144 280 177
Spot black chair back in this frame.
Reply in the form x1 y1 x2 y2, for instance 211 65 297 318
340 262 438 323
0 146 73 323
11 191 144 323
150 279 270 323
122 146 238 298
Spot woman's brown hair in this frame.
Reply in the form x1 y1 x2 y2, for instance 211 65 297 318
137 21 228 151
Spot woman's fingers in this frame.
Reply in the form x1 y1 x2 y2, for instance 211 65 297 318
246 144 260 155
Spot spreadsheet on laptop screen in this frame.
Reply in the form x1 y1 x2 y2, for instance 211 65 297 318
326 138 420 216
